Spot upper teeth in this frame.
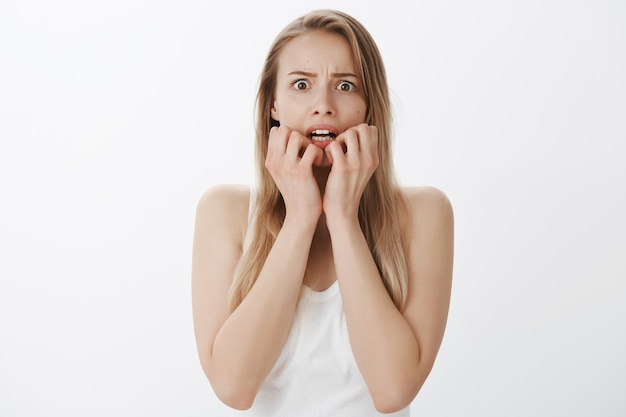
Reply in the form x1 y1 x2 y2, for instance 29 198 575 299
311 129 332 136
311 129 330 136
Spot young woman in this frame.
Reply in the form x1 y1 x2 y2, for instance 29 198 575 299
192 9 454 416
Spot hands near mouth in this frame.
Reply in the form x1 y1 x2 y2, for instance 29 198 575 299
323 124 379 221
265 124 379 223
265 126 325 222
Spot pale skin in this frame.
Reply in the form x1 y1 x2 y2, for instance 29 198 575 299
192 31 454 413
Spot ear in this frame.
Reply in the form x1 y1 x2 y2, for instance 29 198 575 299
270 101 279 121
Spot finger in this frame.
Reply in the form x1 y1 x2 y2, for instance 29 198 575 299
286 130 309 159
324 140 346 166
266 126 293 172
301 143 324 166
268 125 290 155
342 129 361 162
331 131 349 155
356 124 378 164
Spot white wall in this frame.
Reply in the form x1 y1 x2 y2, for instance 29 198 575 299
1 0 624 415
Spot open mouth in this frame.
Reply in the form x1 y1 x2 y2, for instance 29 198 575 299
309 129 336 142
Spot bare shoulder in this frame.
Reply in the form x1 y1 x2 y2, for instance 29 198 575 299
399 186 454 238
196 183 250 213
195 184 251 245
400 185 452 207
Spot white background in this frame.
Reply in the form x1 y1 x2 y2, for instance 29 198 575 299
1 0 625 416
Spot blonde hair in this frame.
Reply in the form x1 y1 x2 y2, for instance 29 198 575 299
229 9 409 311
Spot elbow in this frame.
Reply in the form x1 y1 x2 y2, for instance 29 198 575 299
211 381 257 410
370 375 426 414
371 389 416 414
372 355 439 412
201 361 258 410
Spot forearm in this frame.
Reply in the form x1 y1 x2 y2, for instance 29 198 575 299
328 217 422 411
208 216 316 406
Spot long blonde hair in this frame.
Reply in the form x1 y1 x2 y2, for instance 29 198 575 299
229 9 409 311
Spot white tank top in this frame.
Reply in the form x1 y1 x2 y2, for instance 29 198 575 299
229 189 410 417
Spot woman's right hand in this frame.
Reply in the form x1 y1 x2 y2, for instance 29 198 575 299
265 126 324 223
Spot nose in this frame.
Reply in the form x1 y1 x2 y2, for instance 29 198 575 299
312 86 335 116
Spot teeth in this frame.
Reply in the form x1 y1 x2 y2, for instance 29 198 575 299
310 129 335 141
312 129 331 135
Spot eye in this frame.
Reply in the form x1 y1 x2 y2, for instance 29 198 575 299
337 81 356 92
292 79 310 90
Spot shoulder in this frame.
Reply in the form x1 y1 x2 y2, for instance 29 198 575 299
399 186 453 221
398 186 454 240
400 185 451 207
196 183 251 212
195 184 251 244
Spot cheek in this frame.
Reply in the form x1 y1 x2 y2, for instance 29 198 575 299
356 98 367 120
356 104 367 122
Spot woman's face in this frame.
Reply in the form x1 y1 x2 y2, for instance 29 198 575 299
271 30 367 166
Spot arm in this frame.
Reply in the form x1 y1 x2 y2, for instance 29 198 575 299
323 125 454 412
192 185 318 410
192 128 323 410
328 186 454 413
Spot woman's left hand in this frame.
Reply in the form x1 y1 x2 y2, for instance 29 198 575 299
323 123 379 222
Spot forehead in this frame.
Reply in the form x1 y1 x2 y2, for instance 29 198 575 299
277 30 357 74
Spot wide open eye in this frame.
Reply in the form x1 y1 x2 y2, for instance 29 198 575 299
337 81 356 92
292 79 310 90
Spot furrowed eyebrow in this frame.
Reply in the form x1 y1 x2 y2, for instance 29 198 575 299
287 71 316 77
333 72 359 79
287 70 358 78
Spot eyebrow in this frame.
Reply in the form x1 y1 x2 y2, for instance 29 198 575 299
287 70 359 78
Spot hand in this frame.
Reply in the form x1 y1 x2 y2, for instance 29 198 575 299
265 126 324 223
323 123 379 222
